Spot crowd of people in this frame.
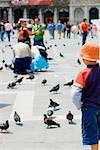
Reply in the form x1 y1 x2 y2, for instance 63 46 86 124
0 17 99 76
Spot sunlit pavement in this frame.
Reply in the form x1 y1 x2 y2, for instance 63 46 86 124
0 30 99 150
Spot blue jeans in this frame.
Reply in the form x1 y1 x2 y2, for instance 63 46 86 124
82 31 88 45
0 30 5 41
33 38 46 49
82 105 100 145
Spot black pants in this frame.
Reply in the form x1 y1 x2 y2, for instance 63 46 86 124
67 31 71 39
82 31 88 45
14 57 32 75
6 30 11 42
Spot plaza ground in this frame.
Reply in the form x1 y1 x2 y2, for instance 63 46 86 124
0 31 99 150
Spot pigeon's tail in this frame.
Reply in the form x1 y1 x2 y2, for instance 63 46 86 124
57 123 60 127
52 120 60 127
54 121 60 127
63 83 69 86
49 89 53 92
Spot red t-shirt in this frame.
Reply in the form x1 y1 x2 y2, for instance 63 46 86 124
80 22 88 32
18 28 30 40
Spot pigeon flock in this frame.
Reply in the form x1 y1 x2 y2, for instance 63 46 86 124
0 42 81 132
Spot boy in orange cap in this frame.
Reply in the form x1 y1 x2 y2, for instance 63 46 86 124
71 42 100 150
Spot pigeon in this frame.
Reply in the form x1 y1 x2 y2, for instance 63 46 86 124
44 114 60 128
77 59 81 65
2 60 5 63
7 82 16 89
14 111 21 124
66 111 74 124
47 57 53 60
11 47 13 50
4 63 9 68
63 44 66 47
60 53 64 58
41 79 47 85
64 80 74 86
5 64 14 70
26 75 35 80
16 77 24 84
47 47 50 50
14 75 18 78
47 106 54 116
49 84 60 93
9 64 14 70
0 120 9 131
49 45 52 48
8 44 12 47
49 99 59 108
78 42 80 45
0 67 3 71
45 41 48 44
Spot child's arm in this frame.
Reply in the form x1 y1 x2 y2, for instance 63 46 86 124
71 86 82 110
71 68 92 110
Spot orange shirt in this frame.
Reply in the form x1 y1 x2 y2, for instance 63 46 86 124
80 22 88 32
74 68 92 88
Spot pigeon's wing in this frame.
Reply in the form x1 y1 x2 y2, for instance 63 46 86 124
14 113 21 122
47 120 58 126
50 100 59 107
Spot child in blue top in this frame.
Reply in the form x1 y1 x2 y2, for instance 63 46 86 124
57 20 63 39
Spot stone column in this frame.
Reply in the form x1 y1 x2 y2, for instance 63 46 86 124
39 8 43 23
84 6 88 21
54 8 58 25
23 7 27 18
8 7 13 23
99 7 100 19
69 5 74 24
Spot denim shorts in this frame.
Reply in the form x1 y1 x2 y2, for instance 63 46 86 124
82 105 100 145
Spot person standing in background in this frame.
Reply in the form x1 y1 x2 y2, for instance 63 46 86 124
66 22 71 39
32 18 45 48
18 19 32 47
80 18 89 45
57 20 63 39
4 21 13 42
47 21 55 39
0 22 5 42
63 22 67 39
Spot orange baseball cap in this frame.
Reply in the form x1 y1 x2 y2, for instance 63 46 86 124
80 43 100 61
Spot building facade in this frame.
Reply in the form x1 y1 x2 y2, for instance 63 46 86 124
0 0 100 24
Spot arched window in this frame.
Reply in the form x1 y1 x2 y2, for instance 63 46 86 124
74 8 84 23
44 10 54 24
89 8 99 22
59 9 69 23
29 8 39 19
1 9 8 22
14 9 23 23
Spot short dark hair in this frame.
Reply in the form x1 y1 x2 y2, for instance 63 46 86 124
83 18 87 22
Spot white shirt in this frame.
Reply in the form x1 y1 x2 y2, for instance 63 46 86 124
13 42 32 58
31 45 45 58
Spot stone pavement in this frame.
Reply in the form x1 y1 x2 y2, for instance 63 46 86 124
0 31 99 150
